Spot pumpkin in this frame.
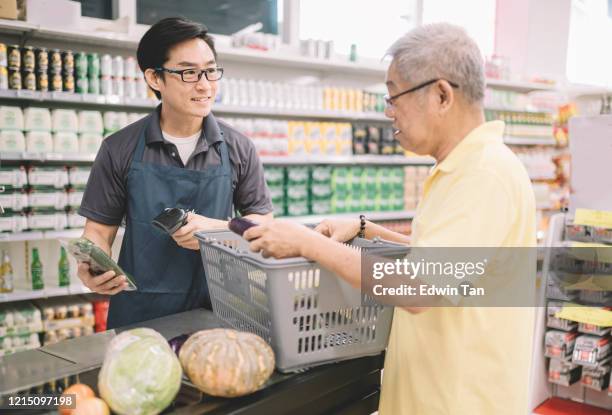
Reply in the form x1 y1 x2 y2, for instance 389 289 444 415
179 329 275 397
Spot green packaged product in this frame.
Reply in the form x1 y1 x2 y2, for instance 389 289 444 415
310 166 332 183
264 167 284 186
63 238 137 290
286 167 309 185
286 200 309 217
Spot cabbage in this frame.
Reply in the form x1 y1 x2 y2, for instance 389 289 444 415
98 328 182 415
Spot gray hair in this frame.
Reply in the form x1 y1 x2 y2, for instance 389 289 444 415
387 23 485 104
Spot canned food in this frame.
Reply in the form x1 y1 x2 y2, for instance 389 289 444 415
88 76 100 94
9 69 21 90
37 71 48 91
112 76 124 96
123 56 136 79
22 47 35 71
63 73 74 92
136 75 148 98
50 72 62 91
22 70 35 90
49 49 62 73
8 45 20 70
100 75 112 95
112 55 124 78
0 43 7 67
35 48 48 72
75 52 87 77
75 76 88 93
100 54 112 77
0 66 8 89
87 53 100 78
62 50 74 74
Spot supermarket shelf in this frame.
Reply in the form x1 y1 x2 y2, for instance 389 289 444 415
0 228 124 242
486 79 557 93
291 210 416 225
0 19 389 77
214 104 389 121
1 152 435 166
485 106 553 114
0 88 157 109
503 136 557 146
0 284 90 304
0 89 391 122
1 151 96 162
566 83 612 98
261 155 435 166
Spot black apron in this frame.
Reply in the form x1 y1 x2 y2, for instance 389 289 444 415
107 117 233 329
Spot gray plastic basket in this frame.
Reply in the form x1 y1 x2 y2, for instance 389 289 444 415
195 230 409 372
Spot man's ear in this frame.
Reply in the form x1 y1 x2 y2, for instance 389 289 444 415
144 68 162 94
436 80 455 114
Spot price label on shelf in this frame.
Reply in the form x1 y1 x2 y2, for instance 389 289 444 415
16 90 41 100
81 93 106 104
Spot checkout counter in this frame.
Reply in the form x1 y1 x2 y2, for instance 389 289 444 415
0 309 384 414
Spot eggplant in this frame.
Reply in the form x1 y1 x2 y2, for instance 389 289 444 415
168 334 190 356
229 217 258 236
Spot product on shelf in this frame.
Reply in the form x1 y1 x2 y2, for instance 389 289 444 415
581 365 611 392
0 302 43 356
0 105 24 130
548 358 582 386
547 301 578 331
36 296 95 345
0 129 25 151
53 132 79 153
24 107 52 131
58 246 70 287
92 299 109 332
31 247 44 290
572 335 611 367
545 330 577 360
0 250 14 293
25 130 52 152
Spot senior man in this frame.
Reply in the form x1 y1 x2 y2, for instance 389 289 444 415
244 23 536 415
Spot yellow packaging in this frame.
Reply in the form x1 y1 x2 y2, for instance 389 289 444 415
323 88 333 110
339 89 348 111
331 88 340 111
321 122 337 155
355 90 364 112
335 123 352 155
305 122 323 155
288 121 307 155
347 89 356 112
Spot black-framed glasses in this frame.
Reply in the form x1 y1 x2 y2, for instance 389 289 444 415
384 78 459 107
154 66 224 82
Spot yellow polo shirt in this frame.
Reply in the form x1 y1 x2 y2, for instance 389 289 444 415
378 121 536 415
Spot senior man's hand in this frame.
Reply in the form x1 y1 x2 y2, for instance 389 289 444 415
172 212 227 250
243 220 318 259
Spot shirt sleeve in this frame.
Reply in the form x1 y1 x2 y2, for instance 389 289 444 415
233 139 273 216
78 140 127 225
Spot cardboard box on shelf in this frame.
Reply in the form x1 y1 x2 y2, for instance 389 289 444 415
0 0 17 20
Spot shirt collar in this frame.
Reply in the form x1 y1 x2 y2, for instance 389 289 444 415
145 104 225 151
432 120 505 175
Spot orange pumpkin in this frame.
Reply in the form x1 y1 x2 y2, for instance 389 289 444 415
179 329 275 397
59 384 95 415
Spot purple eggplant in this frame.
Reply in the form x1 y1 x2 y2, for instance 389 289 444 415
168 334 190 356
229 217 258 236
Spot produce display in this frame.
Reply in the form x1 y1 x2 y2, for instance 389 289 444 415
179 329 275 397
98 328 182 415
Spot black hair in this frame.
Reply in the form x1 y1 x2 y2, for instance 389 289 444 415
137 17 217 99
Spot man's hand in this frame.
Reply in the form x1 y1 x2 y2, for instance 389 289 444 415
77 262 128 295
314 218 361 242
244 220 318 259
172 212 227 250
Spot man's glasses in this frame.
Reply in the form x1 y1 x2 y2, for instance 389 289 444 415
384 79 459 107
155 67 224 82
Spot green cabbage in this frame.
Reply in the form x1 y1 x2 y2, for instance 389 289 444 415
98 328 182 415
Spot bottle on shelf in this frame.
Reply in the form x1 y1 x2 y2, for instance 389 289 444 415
58 246 70 287
31 247 44 290
0 250 13 293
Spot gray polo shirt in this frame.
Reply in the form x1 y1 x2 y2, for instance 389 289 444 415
79 105 272 225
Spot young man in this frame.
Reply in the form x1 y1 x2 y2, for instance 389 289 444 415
77 17 272 328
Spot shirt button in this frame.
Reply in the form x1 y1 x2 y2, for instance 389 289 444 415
172 152 176 157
